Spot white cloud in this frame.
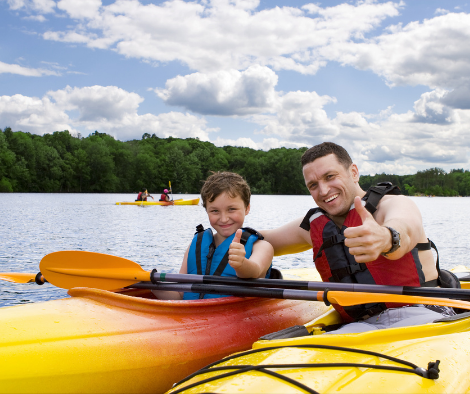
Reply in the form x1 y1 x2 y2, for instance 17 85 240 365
36 0 401 74
155 65 278 115
7 0 55 14
57 0 101 19
252 90 338 141
327 12 470 89
0 60 59 76
0 86 217 141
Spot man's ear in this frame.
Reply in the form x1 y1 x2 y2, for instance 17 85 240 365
245 203 251 215
350 163 359 182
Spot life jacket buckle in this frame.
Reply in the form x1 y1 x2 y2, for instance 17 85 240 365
346 263 366 275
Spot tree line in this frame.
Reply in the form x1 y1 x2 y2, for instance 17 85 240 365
1 128 469 196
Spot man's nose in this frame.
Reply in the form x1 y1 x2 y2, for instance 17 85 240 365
318 182 329 196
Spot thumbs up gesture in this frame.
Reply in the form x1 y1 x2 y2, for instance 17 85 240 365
343 196 392 263
229 229 246 269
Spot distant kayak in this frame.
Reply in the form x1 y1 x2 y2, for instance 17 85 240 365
116 198 200 206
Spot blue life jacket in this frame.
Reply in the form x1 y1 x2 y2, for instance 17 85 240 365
183 225 272 300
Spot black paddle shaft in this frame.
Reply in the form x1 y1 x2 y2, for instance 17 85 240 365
149 271 470 301
130 282 322 301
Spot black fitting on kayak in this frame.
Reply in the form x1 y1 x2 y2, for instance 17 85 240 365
323 288 331 306
150 269 158 284
427 360 440 379
35 272 45 285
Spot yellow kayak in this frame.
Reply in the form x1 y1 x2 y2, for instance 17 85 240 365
116 198 200 206
168 271 470 394
0 268 327 394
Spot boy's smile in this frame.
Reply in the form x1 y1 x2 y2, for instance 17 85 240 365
206 192 250 245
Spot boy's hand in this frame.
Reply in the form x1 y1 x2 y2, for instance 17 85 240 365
228 229 246 269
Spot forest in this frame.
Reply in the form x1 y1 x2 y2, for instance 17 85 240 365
1 128 470 196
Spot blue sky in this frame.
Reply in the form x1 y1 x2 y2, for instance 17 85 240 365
1 0 470 174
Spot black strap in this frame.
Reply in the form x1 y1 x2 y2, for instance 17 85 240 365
313 234 345 262
416 239 442 287
195 227 205 276
328 262 368 282
362 182 402 214
300 208 317 231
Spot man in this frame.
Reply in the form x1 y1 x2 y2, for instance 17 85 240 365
262 142 455 333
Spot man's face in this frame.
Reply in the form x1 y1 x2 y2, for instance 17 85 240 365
302 154 359 219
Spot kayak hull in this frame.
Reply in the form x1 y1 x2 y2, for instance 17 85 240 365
168 307 470 394
0 269 328 394
116 198 200 206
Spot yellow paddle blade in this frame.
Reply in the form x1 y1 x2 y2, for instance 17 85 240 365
327 291 470 311
40 251 151 290
0 272 37 283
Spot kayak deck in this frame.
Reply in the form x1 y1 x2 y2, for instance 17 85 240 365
168 305 470 394
116 198 200 206
0 269 328 393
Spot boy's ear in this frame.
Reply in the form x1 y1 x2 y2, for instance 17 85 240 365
245 204 250 215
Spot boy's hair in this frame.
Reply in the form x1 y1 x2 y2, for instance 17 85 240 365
301 142 352 170
201 172 251 208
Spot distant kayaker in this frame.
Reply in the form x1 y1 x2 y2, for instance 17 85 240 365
135 188 154 202
159 189 171 202
262 142 459 334
152 171 274 300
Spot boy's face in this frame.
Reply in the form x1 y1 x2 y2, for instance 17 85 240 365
206 192 250 240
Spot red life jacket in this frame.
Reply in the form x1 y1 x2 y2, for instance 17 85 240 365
136 192 143 201
160 193 167 201
301 183 427 322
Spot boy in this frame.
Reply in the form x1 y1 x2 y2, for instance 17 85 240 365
153 172 274 300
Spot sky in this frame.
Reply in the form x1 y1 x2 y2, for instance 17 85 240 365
1 0 470 175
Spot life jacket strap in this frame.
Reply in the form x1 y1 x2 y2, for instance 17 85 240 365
329 262 368 282
363 182 402 214
314 234 345 262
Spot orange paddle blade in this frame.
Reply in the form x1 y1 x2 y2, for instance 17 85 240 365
40 251 151 290
326 291 470 311
0 272 37 283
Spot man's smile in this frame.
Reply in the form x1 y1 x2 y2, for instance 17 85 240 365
324 194 339 203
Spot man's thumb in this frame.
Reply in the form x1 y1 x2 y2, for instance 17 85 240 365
233 229 242 244
354 196 372 223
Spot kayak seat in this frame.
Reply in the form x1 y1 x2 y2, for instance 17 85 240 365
433 311 470 323
259 325 309 340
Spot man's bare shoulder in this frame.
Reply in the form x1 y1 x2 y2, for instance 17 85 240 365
374 194 421 224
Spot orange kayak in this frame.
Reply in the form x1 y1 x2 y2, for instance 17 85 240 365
0 275 328 393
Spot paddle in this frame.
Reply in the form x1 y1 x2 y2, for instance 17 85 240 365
39 251 470 303
0 272 46 284
127 282 470 311
169 181 173 201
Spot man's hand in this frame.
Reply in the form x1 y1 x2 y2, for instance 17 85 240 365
343 196 391 263
228 229 247 269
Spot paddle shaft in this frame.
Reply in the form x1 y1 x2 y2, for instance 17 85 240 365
152 272 470 301
130 282 470 311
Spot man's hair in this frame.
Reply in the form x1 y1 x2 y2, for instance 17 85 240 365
301 142 352 169
200 172 251 209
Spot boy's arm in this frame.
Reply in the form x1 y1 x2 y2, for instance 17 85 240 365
228 229 274 278
151 245 190 300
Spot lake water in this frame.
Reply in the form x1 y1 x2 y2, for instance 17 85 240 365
1 193 469 307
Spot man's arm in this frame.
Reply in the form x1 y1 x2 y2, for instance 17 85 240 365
261 218 312 256
344 195 426 262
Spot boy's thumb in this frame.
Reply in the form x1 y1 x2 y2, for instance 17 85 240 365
233 229 242 244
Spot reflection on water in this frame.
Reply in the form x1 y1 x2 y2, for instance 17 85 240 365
1 193 469 306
